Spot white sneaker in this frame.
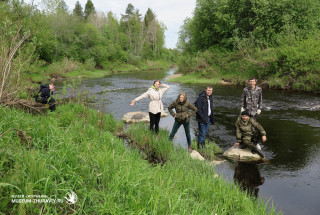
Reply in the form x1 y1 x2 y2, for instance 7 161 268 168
256 144 261 150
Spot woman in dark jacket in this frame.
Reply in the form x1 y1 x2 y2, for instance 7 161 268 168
168 92 197 152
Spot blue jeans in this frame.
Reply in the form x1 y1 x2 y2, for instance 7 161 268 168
198 117 210 144
168 121 191 146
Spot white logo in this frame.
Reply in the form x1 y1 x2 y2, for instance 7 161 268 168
64 191 78 204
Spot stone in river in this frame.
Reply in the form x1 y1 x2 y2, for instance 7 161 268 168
122 111 168 123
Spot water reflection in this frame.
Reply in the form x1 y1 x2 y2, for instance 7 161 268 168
233 162 265 198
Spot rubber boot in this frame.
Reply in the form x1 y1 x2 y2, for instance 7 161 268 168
251 147 265 158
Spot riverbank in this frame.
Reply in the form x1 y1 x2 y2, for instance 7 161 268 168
24 59 173 86
175 47 320 93
0 103 277 214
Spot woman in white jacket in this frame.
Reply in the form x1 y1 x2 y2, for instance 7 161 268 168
130 80 170 134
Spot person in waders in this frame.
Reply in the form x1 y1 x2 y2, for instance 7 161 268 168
168 92 197 153
130 80 170 134
233 110 267 158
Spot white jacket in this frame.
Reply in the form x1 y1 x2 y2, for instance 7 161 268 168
134 84 170 114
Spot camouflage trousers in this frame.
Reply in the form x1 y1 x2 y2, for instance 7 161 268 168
240 136 264 158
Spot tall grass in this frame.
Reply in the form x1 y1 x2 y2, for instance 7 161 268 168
0 104 278 214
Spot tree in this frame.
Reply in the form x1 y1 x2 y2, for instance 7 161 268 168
144 8 155 28
84 0 95 19
73 1 83 18
41 0 68 14
88 12 107 33
120 4 142 53
0 24 32 103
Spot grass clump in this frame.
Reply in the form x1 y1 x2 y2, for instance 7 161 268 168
0 104 278 214
190 140 221 161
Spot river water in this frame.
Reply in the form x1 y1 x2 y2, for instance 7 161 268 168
58 68 320 214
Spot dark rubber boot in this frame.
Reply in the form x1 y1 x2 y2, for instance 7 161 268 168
251 148 265 158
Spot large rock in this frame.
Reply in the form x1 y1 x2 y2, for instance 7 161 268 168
122 111 168 123
223 146 262 161
190 150 205 161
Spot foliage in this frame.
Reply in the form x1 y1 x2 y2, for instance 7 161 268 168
176 0 320 92
179 0 320 53
0 2 34 103
73 1 83 18
0 0 175 81
84 0 95 19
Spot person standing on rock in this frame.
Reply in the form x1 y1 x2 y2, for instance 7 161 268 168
241 77 262 119
195 86 214 149
130 80 170 134
168 92 198 152
233 110 267 158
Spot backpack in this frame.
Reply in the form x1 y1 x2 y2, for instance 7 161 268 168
32 84 46 99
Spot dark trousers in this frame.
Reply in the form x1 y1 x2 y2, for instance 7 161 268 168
168 121 191 146
36 96 56 112
149 112 161 134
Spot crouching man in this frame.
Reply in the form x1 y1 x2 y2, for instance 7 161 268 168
35 83 56 112
233 110 267 158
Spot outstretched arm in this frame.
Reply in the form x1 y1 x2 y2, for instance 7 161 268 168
130 89 150 105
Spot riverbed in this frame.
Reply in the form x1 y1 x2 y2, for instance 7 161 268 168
58 68 320 214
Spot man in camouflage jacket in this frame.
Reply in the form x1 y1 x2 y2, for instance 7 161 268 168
241 78 262 118
234 110 267 158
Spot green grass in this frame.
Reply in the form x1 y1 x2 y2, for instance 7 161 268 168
167 72 248 85
190 140 221 161
0 104 278 214
23 59 172 86
168 73 222 84
62 69 112 79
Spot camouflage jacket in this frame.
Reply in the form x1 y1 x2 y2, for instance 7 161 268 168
235 117 266 143
241 86 262 117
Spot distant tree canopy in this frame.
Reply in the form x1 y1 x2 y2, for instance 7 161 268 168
84 0 95 19
178 0 320 53
0 1 170 67
73 1 83 18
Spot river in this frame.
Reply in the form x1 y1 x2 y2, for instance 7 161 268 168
58 68 320 214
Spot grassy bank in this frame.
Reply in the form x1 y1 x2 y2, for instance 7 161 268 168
175 44 320 93
0 104 277 214
24 59 172 87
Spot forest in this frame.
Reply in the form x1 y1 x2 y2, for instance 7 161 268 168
0 0 178 102
176 0 320 92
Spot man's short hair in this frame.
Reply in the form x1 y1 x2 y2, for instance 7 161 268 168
249 77 257 81
206 86 213 90
49 83 55 86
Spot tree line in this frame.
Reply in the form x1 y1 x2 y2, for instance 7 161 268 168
177 0 320 92
0 0 174 68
